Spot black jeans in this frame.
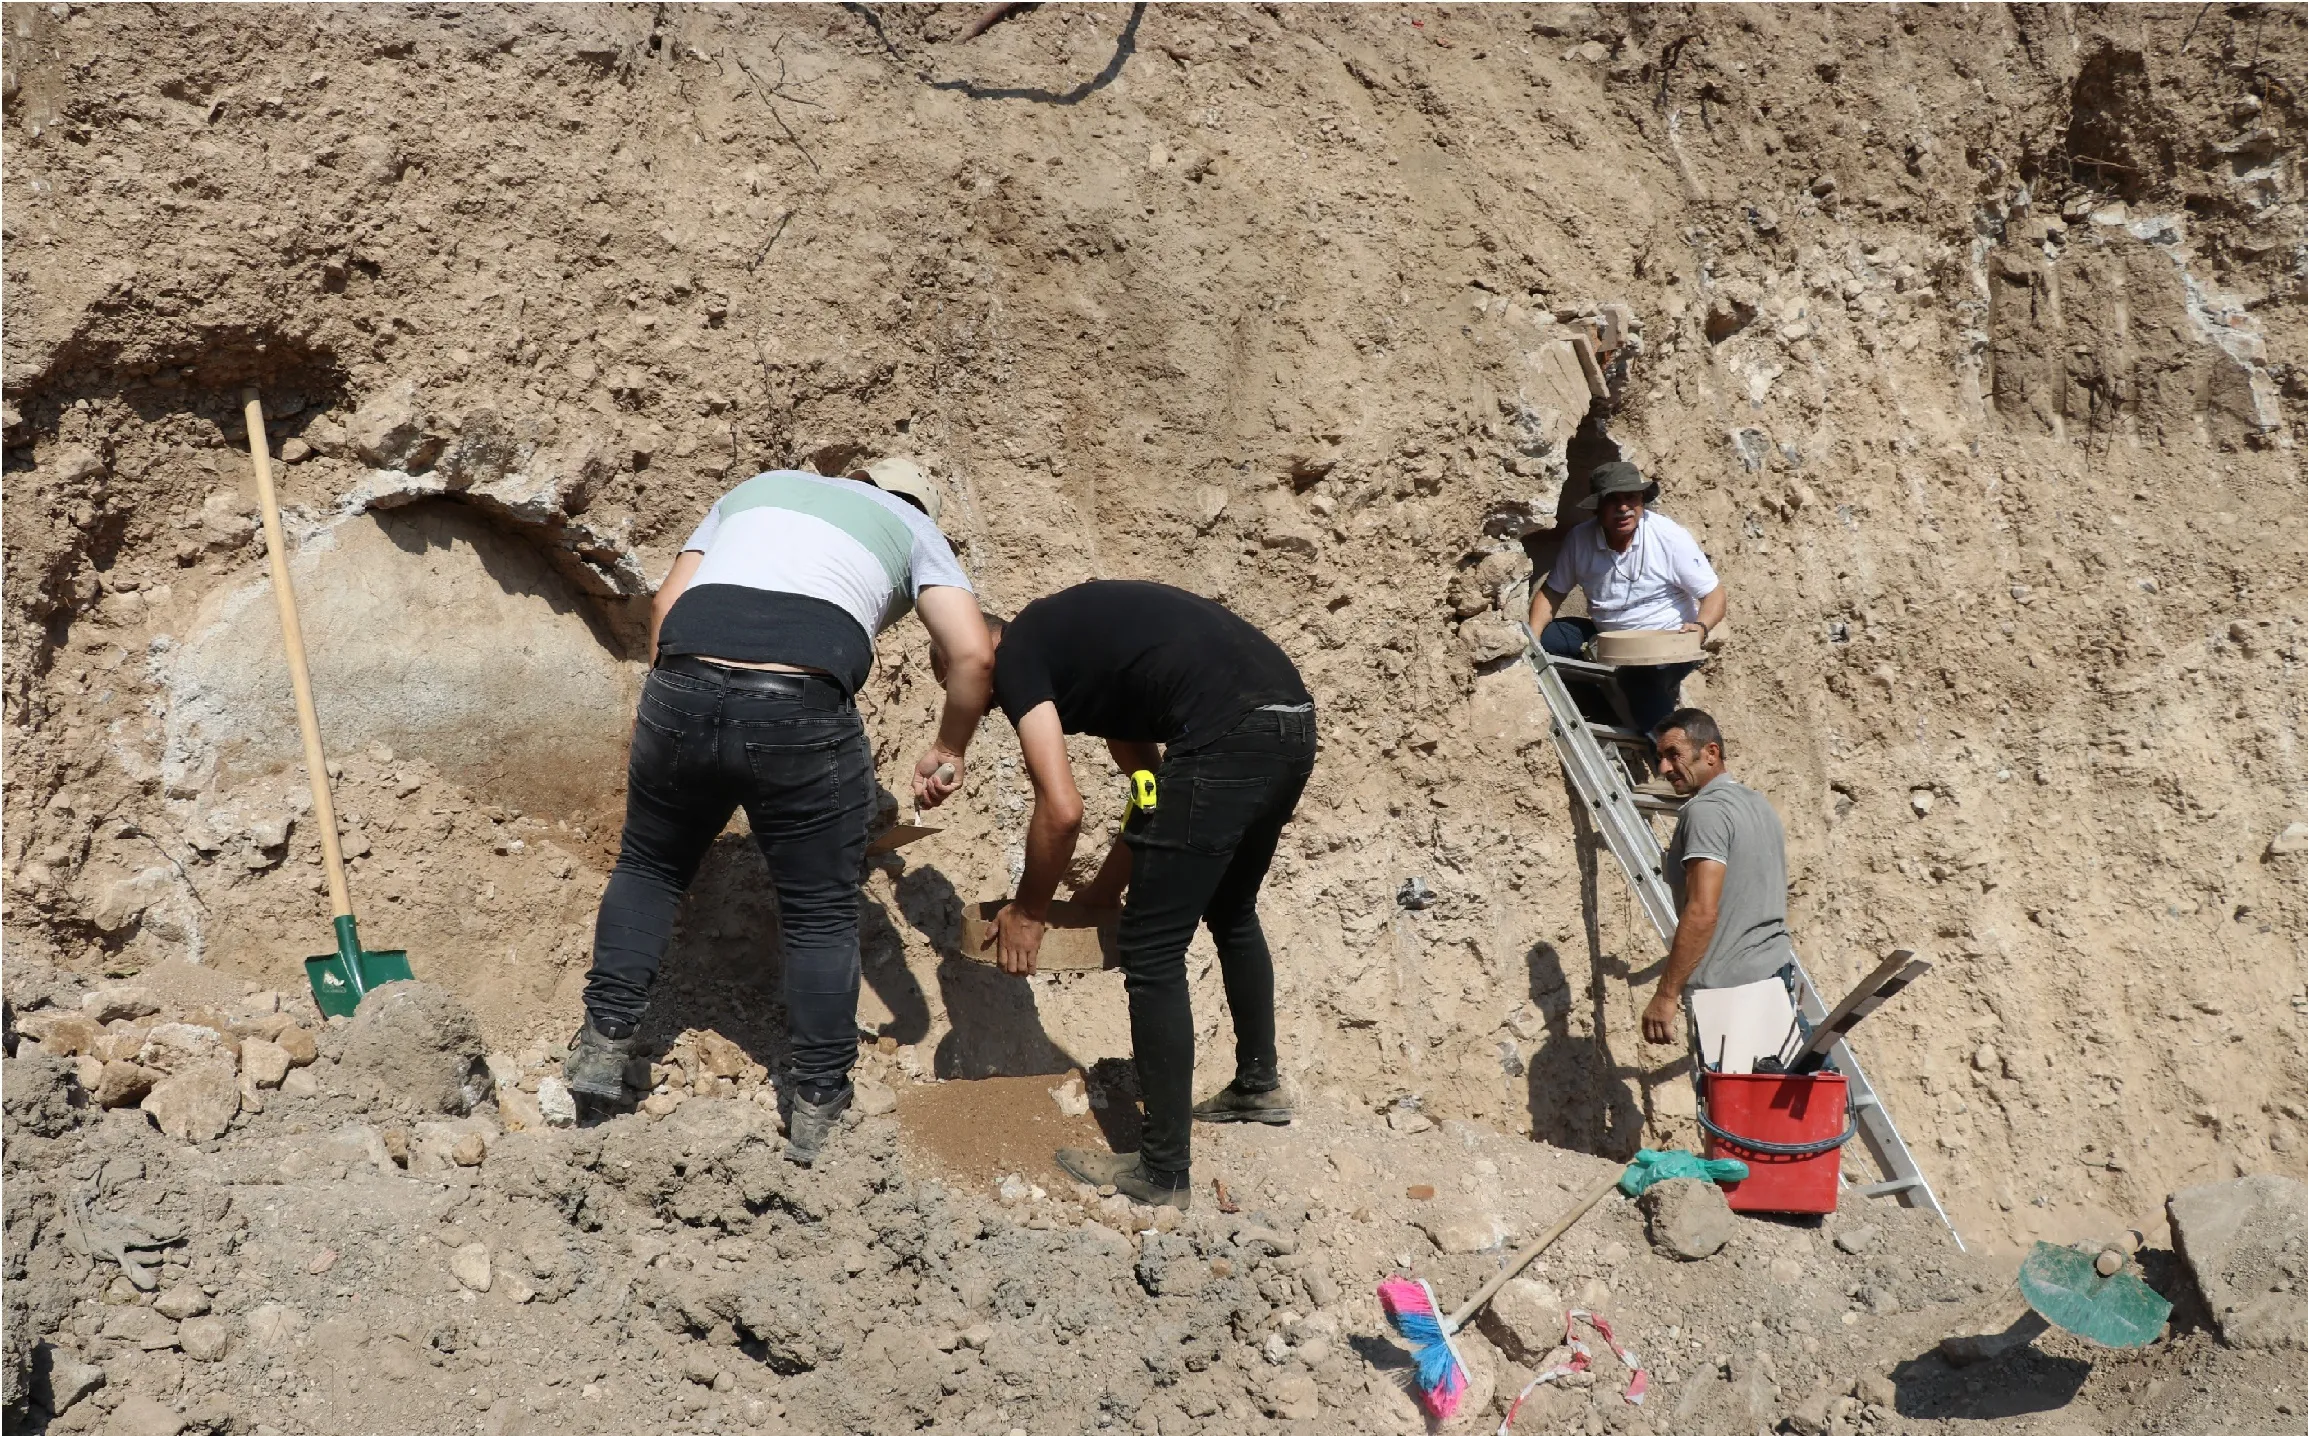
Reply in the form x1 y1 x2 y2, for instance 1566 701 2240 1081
583 666 871 1100
1118 706 1317 1179
1541 616 1699 738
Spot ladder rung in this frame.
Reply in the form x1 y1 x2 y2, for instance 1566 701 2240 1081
1631 793 1684 814
1856 1177 1923 1198
1586 723 1651 746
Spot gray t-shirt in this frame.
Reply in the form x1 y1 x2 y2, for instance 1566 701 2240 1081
1664 774 1797 988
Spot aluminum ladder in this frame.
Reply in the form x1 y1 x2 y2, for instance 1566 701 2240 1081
1520 632 1962 1247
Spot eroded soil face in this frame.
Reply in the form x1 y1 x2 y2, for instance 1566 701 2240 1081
4 3 2306 1432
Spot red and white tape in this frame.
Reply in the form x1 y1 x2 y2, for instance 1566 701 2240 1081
1497 1309 1647 1434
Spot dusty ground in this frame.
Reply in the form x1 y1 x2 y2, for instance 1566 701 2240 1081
5 2 2308 1431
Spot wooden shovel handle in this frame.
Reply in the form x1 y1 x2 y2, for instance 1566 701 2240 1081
243 390 352 919
1447 1172 1623 1333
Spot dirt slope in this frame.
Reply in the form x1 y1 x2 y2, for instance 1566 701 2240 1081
4 0 2305 1275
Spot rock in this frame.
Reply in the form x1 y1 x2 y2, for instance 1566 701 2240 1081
1386 1107 1434 1135
1414 1204 1506 1254
693 1029 748 1080
1832 1223 1880 1255
153 1287 210 1320
334 982 489 1113
1457 612 1525 665
347 379 444 471
853 1075 897 1117
1785 1384 1836 1436
1937 1317 2044 1366
452 1131 488 1166
498 1087 545 1131
91 1061 159 1108
83 986 162 1022
280 1123 392 1178
240 1038 292 1088
140 1060 240 1141
84 867 176 936
1640 1177 1738 1261
2168 1174 2308 1350
34 1348 106 1415
1263 1373 1319 1421
1482 1277 1566 1361
683 1349 722 1386
26 1012 105 1056
178 1316 231 1362
274 1024 319 1066
2267 822 2308 858
278 437 314 464
106 1393 187 1436
1049 1074 1091 1117
535 1076 577 1128
1854 1373 1897 1409
136 1023 230 1075
450 1243 493 1292
244 1304 308 1353
280 1067 322 1097
1908 788 1934 816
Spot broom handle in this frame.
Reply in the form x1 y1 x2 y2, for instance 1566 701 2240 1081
1446 1172 1622 1333
242 389 353 920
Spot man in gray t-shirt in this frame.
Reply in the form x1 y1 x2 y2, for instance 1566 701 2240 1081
1640 707 1798 1045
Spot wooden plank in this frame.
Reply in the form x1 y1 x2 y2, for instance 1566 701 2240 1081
958 899 1122 972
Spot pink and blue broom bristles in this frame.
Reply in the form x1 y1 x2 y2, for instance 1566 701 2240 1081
1377 1276 1469 1418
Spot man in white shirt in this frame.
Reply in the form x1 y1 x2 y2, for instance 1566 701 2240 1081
565 458 993 1166
1526 460 1727 736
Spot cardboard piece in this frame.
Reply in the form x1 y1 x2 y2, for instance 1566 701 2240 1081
958 899 1122 973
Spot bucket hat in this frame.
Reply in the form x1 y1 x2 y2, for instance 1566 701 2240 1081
1577 459 1660 510
851 457 943 525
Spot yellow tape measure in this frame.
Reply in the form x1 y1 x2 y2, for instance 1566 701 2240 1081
1128 769 1158 814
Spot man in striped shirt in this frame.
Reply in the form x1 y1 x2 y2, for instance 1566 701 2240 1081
566 459 993 1165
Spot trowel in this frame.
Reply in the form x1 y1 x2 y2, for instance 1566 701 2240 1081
242 389 415 1018
867 763 953 854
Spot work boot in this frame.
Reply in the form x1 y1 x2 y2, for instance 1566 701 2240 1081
1055 1147 1192 1210
1191 1078 1293 1126
564 1015 639 1112
781 1083 852 1167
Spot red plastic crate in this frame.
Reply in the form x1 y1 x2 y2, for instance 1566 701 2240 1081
1700 1070 1852 1214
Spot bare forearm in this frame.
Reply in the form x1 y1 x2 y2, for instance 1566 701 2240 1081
1658 905 1717 1002
933 653 993 757
1016 804 1081 918
1528 586 1562 631
1696 586 1728 632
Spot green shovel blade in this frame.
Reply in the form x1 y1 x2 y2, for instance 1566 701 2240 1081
2017 1241 2171 1349
303 914 413 1020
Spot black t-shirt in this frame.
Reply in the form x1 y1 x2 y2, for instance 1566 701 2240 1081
992 581 1310 751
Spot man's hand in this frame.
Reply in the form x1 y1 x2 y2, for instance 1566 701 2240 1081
1641 988 1684 1045
985 901 1047 976
912 746 964 809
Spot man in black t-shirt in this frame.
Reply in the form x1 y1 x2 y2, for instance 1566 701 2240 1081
965 580 1317 1209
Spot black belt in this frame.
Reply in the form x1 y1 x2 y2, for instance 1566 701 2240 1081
656 655 849 709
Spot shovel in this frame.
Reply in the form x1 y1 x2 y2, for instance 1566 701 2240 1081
241 389 414 1018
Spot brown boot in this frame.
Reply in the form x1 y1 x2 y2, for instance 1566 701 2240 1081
1055 1147 1192 1210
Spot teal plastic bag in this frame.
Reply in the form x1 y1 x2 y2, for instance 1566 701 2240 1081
1618 1148 1750 1197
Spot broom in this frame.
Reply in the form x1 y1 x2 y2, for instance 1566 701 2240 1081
1378 1171 1624 1419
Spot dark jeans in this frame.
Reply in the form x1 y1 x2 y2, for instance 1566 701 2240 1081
584 666 871 1100
1118 706 1317 1179
1540 616 1699 738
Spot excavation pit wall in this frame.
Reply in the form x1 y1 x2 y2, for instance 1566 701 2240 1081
2 0 2304 1279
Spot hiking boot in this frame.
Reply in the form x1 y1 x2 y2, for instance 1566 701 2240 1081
1192 1079 1292 1126
564 1016 639 1108
782 1084 852 1167
1055 1147 1192 1210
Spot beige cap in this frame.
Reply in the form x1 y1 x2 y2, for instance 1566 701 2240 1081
851 456 942 525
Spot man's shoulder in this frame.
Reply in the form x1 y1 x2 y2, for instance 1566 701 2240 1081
1642 510 1704 548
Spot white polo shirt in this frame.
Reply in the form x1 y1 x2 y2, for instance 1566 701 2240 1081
1544 511 1720 631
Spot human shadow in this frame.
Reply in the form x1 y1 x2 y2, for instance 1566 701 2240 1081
1520 781 1647 1158
880 856 1083 1082
1887 1312 2091 1420
891 1 1147 105
638 831 794 1077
